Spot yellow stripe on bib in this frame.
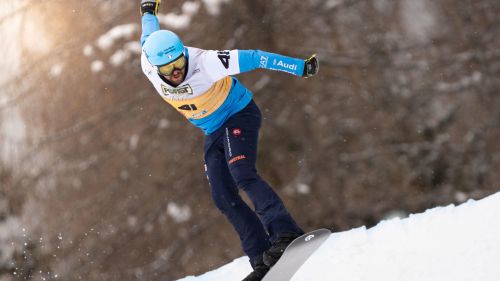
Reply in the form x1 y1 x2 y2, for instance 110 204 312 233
161 76 233 120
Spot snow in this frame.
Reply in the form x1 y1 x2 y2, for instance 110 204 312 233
124 41 142 54
129 134 140 150
83 44 94 57
0 108 27 166
91 60 104 73
86 0 230 72
400 0 439 43
0 2 24 84
0 217 23 270
158 13 192 30
178 257 252 281
167 202 192 223
325 0 343 9
200 0 231 16
176 191 500 281
109 41 142 67
295 183 311 195
21 12 53 55
157 1 201 30
436 71 482 92
158 118 171 129
96 23 138 51
110 49 131 67
49 63 64 78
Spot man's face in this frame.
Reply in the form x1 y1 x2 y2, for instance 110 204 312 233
157 55 187 86
162 67 186 86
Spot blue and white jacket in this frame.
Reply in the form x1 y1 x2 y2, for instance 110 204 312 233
141 14 305 135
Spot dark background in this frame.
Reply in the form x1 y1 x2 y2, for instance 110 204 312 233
1 0 499 280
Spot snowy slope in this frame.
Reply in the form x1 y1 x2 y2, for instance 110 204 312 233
177 191 500 281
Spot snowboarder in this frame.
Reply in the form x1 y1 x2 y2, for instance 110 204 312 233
139 1 318 280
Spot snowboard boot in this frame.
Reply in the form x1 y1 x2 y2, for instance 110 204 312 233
242 261 270 281
263 233 301 267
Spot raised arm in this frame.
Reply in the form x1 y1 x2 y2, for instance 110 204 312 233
140 0 161 46
203 49 319 81
239 50 318 78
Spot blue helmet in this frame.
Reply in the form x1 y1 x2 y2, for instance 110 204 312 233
143 30 184 66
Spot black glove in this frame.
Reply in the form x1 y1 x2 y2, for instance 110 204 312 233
141 0 161 16
303 54 319 78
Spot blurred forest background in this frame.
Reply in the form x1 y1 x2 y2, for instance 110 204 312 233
1 0 499 280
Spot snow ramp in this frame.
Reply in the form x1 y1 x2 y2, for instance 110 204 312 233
177 191 500 281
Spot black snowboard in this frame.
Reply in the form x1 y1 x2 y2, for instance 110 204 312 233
262 228 332 281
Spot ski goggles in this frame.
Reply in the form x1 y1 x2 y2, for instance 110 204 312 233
156 55 187 76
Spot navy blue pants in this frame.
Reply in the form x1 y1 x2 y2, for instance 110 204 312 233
204 100 303 267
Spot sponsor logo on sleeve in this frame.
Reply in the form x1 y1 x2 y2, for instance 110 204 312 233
276 60 298 71
260 56 268 68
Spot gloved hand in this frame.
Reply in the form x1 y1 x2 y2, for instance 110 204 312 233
303 54 319 78
141 0 161 16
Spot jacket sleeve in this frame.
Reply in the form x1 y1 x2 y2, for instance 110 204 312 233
202 49 306 82
238 50 305 77
140 13 160 46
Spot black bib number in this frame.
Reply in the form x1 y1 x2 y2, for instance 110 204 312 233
178 104 198 111
217 51 230 69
